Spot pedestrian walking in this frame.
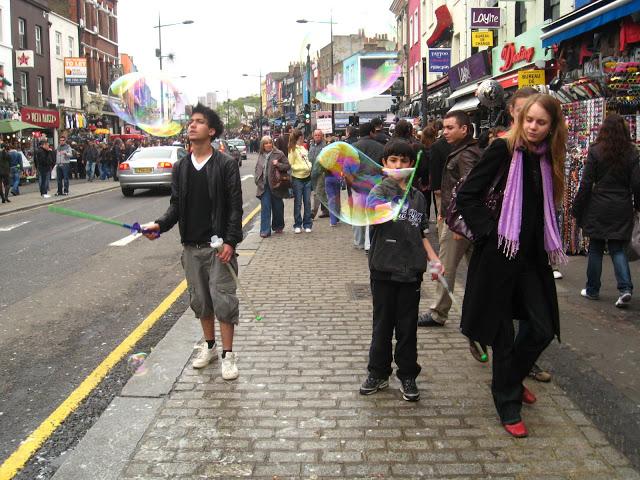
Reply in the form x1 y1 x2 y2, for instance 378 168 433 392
34 140 54 198
0 144 11 203
456 94 568 438
112 138 124 181
573 113 640 308
55 136 72 196
99 143 111 180
288 128 313 233
417 125 437 229
308 130 330 219
142 103 243 380
83 140 99 182
418 111 481 328
8 144 22 196
255 135 289 237
359 140 443 402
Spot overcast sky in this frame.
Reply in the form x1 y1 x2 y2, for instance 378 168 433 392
117 0 396 103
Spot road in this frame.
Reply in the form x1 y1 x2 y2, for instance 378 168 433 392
0 154 259 465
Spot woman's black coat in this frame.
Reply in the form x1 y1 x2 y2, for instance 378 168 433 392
455 139 560 347
572 143 640 241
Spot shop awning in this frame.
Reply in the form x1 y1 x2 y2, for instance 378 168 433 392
541 0 640 48
447 82 481 102
448 96 480 113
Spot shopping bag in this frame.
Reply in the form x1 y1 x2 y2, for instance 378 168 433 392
627 212 640 262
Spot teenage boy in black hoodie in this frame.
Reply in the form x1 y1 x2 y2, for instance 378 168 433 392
360 140 443 401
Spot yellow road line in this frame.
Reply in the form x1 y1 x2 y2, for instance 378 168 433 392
0 203 261 480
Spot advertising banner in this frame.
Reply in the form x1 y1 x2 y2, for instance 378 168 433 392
64 58 87 85
428 49 451 73
449 50 491 90
21 107 60 128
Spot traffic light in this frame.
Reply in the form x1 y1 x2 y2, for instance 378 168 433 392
391 77 404 97
304 104 311 125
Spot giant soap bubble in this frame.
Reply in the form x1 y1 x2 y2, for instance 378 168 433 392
476 79 505 108
109 72 188 137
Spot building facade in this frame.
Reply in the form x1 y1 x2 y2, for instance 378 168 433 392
0 0 14 104
49 10 79 109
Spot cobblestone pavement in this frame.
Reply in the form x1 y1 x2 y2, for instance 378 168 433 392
121 211 639 479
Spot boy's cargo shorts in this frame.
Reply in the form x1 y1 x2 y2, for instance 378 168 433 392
181 245 239 324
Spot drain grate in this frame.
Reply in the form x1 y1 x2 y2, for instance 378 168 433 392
346 282 371 301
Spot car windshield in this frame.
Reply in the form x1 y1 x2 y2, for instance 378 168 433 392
131 148 173 159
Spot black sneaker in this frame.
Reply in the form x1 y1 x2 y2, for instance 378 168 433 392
400 378 420 402
359 375 389 395
417 312 445 327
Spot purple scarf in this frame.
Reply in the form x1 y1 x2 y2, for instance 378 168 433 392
497 142 567 265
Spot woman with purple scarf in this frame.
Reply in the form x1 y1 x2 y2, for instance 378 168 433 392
456 94 568 438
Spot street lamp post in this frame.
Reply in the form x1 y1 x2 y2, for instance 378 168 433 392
242 72 263 136
296 14 337 134
153 14 193 119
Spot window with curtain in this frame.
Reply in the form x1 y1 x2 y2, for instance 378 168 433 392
37 76 44 106
18 18 26 49
35 25 42 54
19 72 28 105
55 31 62 56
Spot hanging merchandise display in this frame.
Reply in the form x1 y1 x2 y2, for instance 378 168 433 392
560 98 605 255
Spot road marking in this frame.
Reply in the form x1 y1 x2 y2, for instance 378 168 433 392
109 232 142 247
0 204 261 480
241 174 254 182
0 221 30 232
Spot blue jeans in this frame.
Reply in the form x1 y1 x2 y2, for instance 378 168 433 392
38 169 50 195
56 164 70 194
325 175 342 226
259 182 285 235
586 238 633 295
292 177 312 229
86 161 96 181
10 167 20 194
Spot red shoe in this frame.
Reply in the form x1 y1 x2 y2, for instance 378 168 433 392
503 421 528 438
522 386 537 405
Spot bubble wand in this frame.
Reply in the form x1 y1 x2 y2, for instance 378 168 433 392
210 236 263 322
428 261 488 362
48 205 158 236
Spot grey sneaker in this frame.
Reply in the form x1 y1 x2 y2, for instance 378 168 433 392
580 288 599 300
400 378 420 402
359 375 389 395
615 292 632 308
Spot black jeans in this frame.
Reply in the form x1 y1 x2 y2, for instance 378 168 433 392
368 279 422 381
492 267 554 424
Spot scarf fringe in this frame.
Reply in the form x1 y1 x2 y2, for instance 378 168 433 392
498 235 519 260
547 249 568 266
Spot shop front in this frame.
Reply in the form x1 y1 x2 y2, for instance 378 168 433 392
20 106 60 144
425 75 450 121
447 50 492 114
540 0 640 254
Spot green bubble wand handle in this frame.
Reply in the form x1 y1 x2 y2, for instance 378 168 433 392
211 236 263 322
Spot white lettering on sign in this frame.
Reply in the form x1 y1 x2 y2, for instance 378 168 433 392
472 12 499 26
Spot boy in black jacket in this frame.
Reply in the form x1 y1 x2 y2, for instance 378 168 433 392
360 140 442 401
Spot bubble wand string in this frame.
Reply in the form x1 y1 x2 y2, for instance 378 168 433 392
210 236 263 322
392 150 422 222
48 205 157 236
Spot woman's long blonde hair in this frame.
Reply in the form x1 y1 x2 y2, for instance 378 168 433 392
259 135 273 154
288 129 303 153
508 94 567 204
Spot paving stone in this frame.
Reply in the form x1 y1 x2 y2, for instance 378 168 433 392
119 215 637 480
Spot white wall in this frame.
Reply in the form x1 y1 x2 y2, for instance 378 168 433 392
0 0 14 102
49 12 80 109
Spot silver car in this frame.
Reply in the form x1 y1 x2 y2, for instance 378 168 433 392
118 146 188 196
229 139 247 160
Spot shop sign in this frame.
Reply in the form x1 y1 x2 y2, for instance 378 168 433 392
21 107 60 128
470 7 501 29
492 24 552 76
575 0 598 8
472 31 494 47
15 50 34 68
315 111 333 134
428 49 451 73
449 50 490 90
518 70 545 87
64 57 87 86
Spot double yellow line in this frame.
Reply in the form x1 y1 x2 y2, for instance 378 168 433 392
0 205 261 480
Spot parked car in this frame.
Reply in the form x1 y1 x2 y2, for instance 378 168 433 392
118 146 188 197
228 138 247 160
212 139 242 167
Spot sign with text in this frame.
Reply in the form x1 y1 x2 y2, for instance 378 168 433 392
472 31 494 47
492 24 552 76
428 49 451 73
518 70 545 87
470 7 501 29
64 57 87 85
21 107 60 128
315 111 333 134
449 50 491 90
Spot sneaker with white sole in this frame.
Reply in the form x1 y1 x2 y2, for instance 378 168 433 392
294 227 302 234
580 288 599 300
304 228 312 233
221 352 239 380
615 292 632 308
553 270 563 280
192 344 217 369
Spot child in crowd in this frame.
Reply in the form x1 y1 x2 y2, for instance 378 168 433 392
360 140 443 401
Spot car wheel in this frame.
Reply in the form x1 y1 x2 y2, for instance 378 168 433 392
121 187 134 197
